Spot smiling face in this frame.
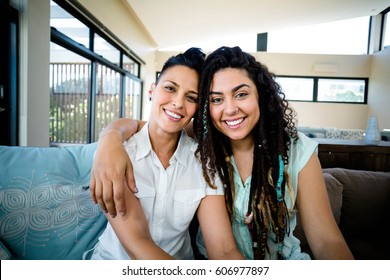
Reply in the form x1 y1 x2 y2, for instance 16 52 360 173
209 68 260 142
149 65 199 135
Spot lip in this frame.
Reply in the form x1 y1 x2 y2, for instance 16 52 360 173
224 117 244 128
164 108 183 121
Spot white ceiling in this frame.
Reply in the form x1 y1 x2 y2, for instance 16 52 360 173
126 0 390 51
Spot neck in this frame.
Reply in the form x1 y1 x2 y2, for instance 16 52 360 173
148 125 181 169
230 135 255 184
230 135 255 154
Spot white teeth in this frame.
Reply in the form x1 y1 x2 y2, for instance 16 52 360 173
226 118 243 126
165 109 181 119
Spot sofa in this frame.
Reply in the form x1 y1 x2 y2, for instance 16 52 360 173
295 168 390 260
1 144 389 260
298 126 390 141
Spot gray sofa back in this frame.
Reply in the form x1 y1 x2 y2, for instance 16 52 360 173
295 168 390 259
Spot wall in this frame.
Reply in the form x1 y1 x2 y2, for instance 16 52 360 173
369 47 390 130
155 50 389 130
11 0 51 146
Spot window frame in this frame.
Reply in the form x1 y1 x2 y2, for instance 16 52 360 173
276 75 368 104
380 6 390 50
50 0 144 144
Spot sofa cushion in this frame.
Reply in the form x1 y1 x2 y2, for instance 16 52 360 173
0 240 11 260
297 127 326 139
0 143 107 260
324 168 390 259
325 128 341 139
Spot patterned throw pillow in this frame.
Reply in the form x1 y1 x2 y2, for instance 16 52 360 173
0 143 107 260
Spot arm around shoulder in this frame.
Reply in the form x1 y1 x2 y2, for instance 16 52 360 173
90 118 146 217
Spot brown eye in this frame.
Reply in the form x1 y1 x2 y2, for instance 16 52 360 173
210 96 223 104
164 86 175 92
235 92 248 98
186 95 198 103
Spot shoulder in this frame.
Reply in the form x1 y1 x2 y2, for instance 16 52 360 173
287 132 318 173
180 129 199 152
123 124 151 158
291 132 318 155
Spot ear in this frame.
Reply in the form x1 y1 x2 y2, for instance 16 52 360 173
148 83 155 101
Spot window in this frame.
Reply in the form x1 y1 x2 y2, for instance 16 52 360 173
317 78 366 103
274 77 313 101
49 44 91 143
50 0 143 145
94 33 120 65
123 54 139 76
276 76 368 104
382 9 390 49
50 2 89 47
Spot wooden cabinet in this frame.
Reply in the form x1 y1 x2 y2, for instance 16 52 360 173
315 139 390 172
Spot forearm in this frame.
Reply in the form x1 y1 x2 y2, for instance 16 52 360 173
311 236 354 260
120 235 174 260
197 196 245 260
98 118 140 143
209 246 246 260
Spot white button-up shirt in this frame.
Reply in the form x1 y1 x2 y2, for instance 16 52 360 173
90 124 223 260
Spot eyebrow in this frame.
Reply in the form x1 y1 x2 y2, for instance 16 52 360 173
210 83 251 95
164 79 199 95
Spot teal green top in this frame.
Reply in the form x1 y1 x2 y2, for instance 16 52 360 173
230 157 254 259
196 132 318 259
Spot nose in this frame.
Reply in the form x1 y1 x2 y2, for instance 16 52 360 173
172 94 184 108
225 100 238 115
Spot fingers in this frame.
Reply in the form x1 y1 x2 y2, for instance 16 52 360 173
94 178 108 214
111 176 126 217
90 168 129 218
89 139 135 218
110 157 138 217
89 172 97 204
102 179 116 217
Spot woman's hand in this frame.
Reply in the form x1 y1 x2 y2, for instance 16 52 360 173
89 118 141 217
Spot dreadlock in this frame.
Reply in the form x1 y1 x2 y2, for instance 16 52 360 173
195 46 298 259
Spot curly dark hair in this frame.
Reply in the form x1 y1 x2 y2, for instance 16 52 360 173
194 46 298 259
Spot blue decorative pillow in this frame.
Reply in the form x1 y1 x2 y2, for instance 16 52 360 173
0 143 107 260
0 240 11 260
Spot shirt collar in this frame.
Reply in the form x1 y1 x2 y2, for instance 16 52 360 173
135 122 192 167
135 123 152 161
231 156 252 187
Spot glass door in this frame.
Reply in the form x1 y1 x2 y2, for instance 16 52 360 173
0 2 19 145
